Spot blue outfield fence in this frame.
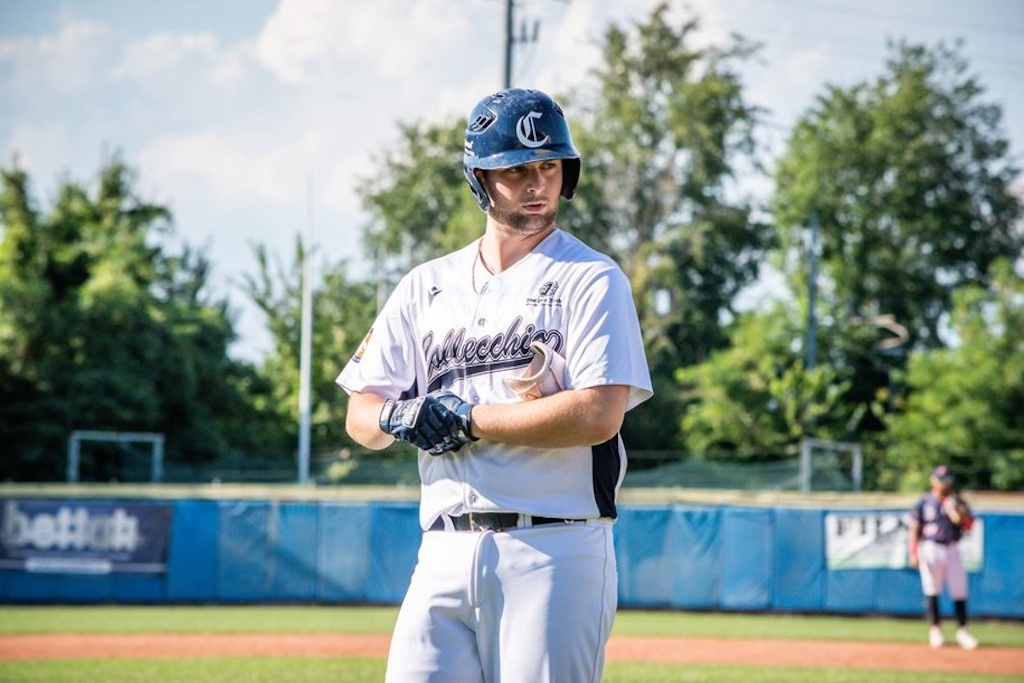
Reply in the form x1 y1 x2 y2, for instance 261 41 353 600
1 496 1022 618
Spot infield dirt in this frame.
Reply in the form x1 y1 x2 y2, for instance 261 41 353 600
1 633 1022 676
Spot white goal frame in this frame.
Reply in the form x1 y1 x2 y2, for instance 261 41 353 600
799 437 863 493
66 430 165 483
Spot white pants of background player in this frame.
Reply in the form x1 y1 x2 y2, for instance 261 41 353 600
918 539 967 599
384 522 616 683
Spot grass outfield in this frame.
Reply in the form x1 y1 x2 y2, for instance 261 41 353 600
2 606 1022 682
1 659 1014 683
2 605 1023 646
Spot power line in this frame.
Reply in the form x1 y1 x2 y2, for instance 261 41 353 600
743 31 1024 83
501 0 570 89
565 0 1024 81
755 0 1024 40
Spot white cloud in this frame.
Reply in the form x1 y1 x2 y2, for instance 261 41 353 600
4 122 77 187
138 117 374 226
112 31 219 81
252 0 475 86
0 15 113 95
251 0 331 84
140 129 300 207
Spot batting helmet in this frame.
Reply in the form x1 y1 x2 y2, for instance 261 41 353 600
463 88 581 212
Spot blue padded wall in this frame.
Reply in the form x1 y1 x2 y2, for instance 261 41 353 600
720 508 773 610
1 496 1021 619
772 508 825 611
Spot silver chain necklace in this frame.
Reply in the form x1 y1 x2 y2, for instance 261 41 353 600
472 240 492 294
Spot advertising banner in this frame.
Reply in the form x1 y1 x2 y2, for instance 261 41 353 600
0 498 172 574
824 511 984 571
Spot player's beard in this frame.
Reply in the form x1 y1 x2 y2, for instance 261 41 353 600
488 202 559 238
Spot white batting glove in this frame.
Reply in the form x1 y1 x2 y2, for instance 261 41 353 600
505 341 567 399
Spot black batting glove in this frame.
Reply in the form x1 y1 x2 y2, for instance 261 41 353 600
379 396 460 454
431 391 478 450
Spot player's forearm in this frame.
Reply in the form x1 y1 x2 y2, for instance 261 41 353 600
944 496 965 524
470 385 628 448
345 391 397 450
908 521 921 557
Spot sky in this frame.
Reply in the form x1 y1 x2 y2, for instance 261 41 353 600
2 0 1022 362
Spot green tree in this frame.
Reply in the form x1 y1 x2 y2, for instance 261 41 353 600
772 40 1023 350
771 40 1022 463
569 2 771 450
0 157 265 481
241 238 378 460
357 119 482 286
884 260 1024 491
676 304 852 458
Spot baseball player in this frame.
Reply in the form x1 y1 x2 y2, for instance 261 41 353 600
337 88 653 682
908 465 979 649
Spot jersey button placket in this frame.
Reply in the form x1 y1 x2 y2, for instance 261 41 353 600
473 282 489 327
475 279 498 327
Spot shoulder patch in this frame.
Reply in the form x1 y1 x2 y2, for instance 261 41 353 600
352 329 373 363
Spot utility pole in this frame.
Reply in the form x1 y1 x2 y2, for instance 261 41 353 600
297 178 314 485
502 0 544 88
805 212 820 371
503 0 514 89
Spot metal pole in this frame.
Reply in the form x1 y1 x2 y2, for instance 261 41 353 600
297 178 314 485
503 0 514 88
853 445 863 492
152 436 164 483
806 213 819 371
68 433 80 483
799 438 811 493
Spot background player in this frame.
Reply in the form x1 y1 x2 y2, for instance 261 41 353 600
337 87 652 682
908 464 979 649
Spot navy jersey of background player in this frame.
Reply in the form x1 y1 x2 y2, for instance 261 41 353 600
911 491 964 544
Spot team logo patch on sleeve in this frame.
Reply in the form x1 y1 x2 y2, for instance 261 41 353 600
352 329 373 363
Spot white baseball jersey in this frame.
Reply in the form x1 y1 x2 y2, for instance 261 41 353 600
337 228 653 529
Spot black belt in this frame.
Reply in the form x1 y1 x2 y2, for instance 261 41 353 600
429 512 585 532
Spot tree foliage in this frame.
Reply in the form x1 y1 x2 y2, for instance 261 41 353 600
773 40 1022 349
0 158 267 481
569 2 772 449
767 40 1023 483
883 260 1024 491
240 239 378 456
357 119 482 281
5 8 1022 491
676 304 852 458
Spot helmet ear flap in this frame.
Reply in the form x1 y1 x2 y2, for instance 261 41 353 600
561 158 581 200
464 165 490 212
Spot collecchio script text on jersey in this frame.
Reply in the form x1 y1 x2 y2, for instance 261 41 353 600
423 316 563 393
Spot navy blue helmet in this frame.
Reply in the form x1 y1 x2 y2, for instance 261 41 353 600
463 88 581 212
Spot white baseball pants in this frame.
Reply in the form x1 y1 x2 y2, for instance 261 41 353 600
918 539 968 599
384 522 617 683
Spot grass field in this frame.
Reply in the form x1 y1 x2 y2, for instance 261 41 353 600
2 606 1022 682
5 658 1018 683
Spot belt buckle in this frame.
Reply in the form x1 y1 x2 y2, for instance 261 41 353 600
467 512 517 532
468 512 496 532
